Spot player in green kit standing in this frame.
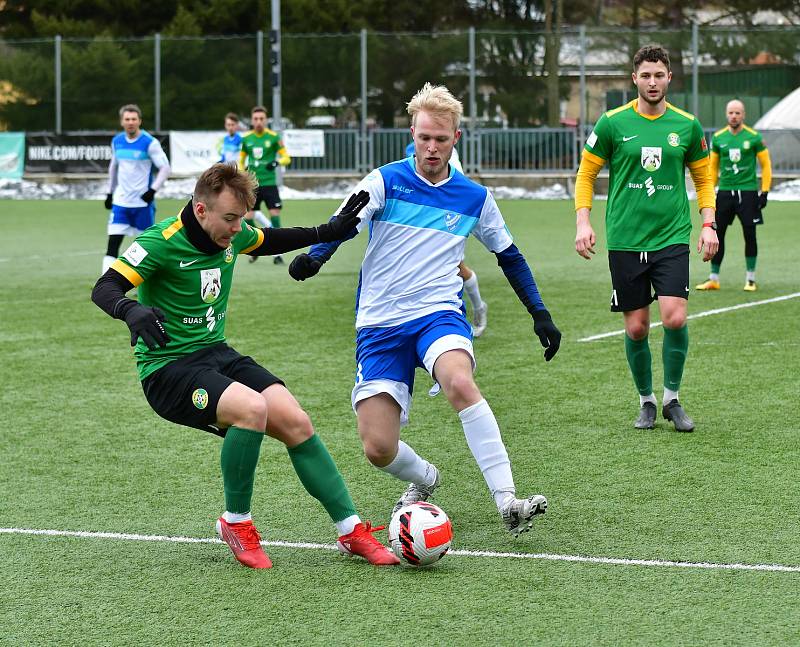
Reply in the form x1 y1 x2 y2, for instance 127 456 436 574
696 99 772 292
573 45 719 432
239 105 291 264
92 163 399 569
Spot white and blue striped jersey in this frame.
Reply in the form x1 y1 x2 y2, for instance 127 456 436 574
342 156 512 330
109 130 169 208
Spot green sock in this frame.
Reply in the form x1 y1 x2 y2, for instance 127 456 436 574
220 426 264 514
711 262 721 274
270 214 281 228
662 325 689 392
288 434 357 523
625 334 653 396
745 256 757 272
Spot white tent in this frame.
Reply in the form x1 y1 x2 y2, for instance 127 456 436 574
753 87 800 174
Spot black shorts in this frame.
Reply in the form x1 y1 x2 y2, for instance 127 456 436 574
716 190 763 226
608 244 690 312
254 185 282 211
141 343 283 437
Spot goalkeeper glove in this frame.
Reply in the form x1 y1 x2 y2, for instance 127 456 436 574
289 254 323 281
141 188 156 204
315 190 370 242
104 193 113 210
758 191 768 209
124 304 170 350
532 309 561 362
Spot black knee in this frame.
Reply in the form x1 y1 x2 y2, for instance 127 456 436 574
106 234 124 257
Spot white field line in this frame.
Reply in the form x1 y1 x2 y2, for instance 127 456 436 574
0 250 96 263
578 292 800 342
2 527 798 574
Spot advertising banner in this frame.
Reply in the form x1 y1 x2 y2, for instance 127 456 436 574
169 131 224 175
283 129 325 157
24 133 168 174
0 132 25 179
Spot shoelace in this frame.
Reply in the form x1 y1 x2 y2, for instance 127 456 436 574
235 523 263 550
356 521 385 536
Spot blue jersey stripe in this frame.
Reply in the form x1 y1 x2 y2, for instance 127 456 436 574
373 199 478 237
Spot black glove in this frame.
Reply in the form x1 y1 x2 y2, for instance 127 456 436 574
266 160 279 170
758 191 768 209
532 309 561 362
289 254 323 281
316 190 370 242
123 304 170 350
141 188 156 204
104 193 113 210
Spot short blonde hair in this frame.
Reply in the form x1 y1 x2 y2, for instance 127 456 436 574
407 83 463 130
193 163 257 211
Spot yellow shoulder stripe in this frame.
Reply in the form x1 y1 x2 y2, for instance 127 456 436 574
240 227 265 256
606 99 636 119
666 103 695 121
111 259 144 287
713 126 728 137
743 124 758 135
265 128 277 136
162 216 184 240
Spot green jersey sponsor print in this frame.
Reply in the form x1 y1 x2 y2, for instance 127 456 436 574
584 100 709 252
241 129 283 186
112 215 262 381
712 126 765 191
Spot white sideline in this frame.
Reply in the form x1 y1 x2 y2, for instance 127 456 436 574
2 527 799 574
578 292 800 342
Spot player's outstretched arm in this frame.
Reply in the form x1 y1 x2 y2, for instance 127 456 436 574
92 270 170 349
495 244 562 361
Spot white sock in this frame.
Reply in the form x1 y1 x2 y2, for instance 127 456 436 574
663 388 679 405
462 273 483 309
379 440 436 486
459 399 515 509
253 210 269 228
223 510 252 524
640 393 657 407
746 271 756 282
709 272 720 281
102 255 115 275
335 514 361 536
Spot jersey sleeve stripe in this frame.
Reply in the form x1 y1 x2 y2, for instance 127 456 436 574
111 259 144 286
582 149 606 166
240 227 265 255
687 157 710 170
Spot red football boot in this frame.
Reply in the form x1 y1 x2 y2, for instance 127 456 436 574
216 517 272 569
337 521 400 566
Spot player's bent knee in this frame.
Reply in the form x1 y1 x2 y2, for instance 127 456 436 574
440 371 479 402
233 395 269 431
662 314 687 330
363 441 396 468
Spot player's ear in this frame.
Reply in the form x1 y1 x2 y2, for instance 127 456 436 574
454 129 462 145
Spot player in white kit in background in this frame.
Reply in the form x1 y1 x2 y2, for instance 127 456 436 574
102 104 171 274
290 83 562 535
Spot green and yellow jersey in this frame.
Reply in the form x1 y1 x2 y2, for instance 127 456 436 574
239 129 289 187
579 99 711 251
111 214 264 381
710 125 769 192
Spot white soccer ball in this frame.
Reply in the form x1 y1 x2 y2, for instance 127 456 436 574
388 502 453 566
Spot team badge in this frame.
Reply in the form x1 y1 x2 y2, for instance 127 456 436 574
667 132 680 147
444 212 461 232
253 147 263 159
224 245 234 263
743 140 751 150
641 147 662 172
200 268 222 303
729 148 741 162
191 388 209 410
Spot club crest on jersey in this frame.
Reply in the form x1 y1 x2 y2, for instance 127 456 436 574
253 147 263 159
729 148 741 162
200 268 222 303
641 147 662 172
191 388 209 409
667 132 680 147
224 245 234 263
444 212 461 232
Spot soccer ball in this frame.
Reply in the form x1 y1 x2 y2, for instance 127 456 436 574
388 502 453 566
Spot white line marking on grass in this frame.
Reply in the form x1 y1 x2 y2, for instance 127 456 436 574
2 527 799 573
578 292 800 342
